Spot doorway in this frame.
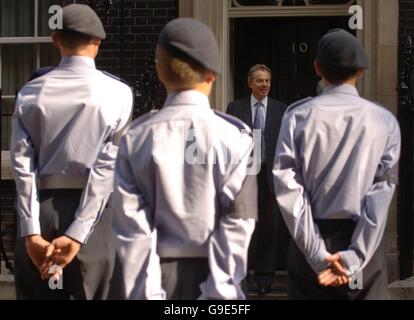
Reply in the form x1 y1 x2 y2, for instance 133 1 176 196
231 16 353 105
230 16 354 286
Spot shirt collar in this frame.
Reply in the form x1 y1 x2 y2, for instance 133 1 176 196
251 95 268 108
163 90 211 109
321 84 360 97
59 56 96 69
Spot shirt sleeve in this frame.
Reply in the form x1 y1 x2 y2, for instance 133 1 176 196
10 94 40 237
111 137 165 300
339 118 401 276
65 89 133 244
199 132 256 300
272 111 331 274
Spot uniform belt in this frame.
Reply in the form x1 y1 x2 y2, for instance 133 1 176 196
38 176 88 190
157 246 207 258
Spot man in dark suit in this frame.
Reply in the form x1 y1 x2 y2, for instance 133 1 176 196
226 64 288 295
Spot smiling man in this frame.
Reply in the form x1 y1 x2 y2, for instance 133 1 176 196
226 64 288 295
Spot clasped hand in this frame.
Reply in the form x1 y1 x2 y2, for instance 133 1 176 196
318 253 350 287
24 234 81 281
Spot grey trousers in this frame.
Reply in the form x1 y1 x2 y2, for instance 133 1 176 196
14 189 116 300
287 219 388 300
249 164 289 285
161 257 209 300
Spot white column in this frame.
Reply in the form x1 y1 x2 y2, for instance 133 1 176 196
180 0 229 111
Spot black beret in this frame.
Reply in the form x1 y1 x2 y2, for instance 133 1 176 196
61 4 106 40
317 29 368 70
158 18 221 74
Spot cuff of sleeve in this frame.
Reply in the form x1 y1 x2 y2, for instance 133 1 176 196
339 250 362 276
19 219 41 238
65 220 94 244
308 250 331 274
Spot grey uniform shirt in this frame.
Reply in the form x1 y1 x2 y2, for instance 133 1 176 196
11 56 133 243
112 90 256 300
273 84 401 276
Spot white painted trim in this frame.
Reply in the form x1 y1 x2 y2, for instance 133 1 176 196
36 44 40 70
0 37 52 44
1 151 13 180
229 5 352 18
34 0 39 37
0 44 2 89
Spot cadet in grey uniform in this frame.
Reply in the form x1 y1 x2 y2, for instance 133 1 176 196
110 18 257 300
11 4 133 299
273 29 401 300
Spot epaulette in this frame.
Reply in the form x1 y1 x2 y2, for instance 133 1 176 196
101 71 132 87
101 71 135 110
214 110 250 132
286 97 313 114
28 67 55 81
127 109 160 131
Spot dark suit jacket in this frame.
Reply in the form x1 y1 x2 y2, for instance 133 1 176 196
226 97 287 194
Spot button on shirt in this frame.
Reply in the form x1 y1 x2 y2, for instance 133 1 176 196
112 90 256 300
11 56 133 243
273 84 401 276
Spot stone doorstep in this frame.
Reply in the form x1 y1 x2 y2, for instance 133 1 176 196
0 269 413 300
0 275 15 300
388 277 414 300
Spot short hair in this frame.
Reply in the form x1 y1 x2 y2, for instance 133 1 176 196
159 45 210 86
55 31 95 50
248 64 272 83
317 61 360 84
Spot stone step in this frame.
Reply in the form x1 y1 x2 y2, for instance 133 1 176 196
247 271 288 300
388 277 414 300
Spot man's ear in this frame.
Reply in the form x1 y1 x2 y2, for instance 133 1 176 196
51 32 60 49
314 60 322 77
205 71 216 84
91 38 101 46
356 69 364 79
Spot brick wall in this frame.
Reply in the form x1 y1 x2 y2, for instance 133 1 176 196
400 1 414 38
77 0 179 116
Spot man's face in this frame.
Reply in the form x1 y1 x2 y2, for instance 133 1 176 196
249 69 271 101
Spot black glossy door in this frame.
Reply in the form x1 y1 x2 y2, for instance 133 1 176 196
232 16 353 105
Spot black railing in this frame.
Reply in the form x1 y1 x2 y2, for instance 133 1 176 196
133 50 164 118
397 34 414 280
0 88 15 273
87 0 164 116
